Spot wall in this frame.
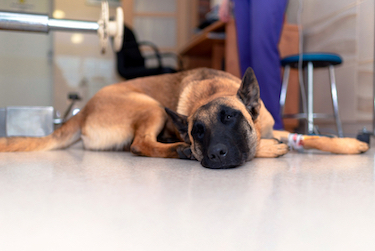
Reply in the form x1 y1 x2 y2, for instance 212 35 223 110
121 0 195 70
53 0 122 115
286 0 374 134
0 0 53 108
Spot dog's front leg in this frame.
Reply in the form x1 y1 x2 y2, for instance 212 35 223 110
255 139 289 158
272 130 369 154
130 137 193 159
176 144 196 160
301 136 369 154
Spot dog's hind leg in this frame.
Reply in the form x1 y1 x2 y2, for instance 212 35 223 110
129 106 190 159
79 90 191 158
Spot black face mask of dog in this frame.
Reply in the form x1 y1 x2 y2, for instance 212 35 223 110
166 68 260 169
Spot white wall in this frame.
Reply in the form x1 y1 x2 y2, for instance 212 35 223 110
53 0 122 115
286 0 374 129
0 0 122 116
0 0 53 108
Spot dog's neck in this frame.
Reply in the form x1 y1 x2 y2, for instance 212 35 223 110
177 78 239 116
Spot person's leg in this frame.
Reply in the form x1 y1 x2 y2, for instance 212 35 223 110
249 0 288 129
232 0 251 76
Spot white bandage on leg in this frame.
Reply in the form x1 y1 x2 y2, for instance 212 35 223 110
288 133 304 151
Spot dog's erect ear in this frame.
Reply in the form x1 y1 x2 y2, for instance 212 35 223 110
236 67 261 120
165 108 190 144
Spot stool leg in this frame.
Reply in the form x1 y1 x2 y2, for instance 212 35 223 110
329 65 344 137
307 62 314 134
279 65 290 116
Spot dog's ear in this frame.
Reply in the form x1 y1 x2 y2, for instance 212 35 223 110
236 67 261 120
165 108 190 144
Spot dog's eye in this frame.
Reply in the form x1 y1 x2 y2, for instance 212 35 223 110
192 123 205 139
221 110 238 123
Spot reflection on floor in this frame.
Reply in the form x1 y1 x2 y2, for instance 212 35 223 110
1 141 374 251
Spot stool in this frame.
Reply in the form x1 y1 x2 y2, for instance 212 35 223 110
280 52 344 137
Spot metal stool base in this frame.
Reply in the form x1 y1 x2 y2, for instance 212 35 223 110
280 63 344 137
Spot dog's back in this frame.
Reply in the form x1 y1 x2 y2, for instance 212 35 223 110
0 68 237 152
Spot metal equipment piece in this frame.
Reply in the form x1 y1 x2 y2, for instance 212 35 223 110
0 106 54 137
0 1 123 53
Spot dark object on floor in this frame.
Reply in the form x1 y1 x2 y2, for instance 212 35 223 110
357 128 371 145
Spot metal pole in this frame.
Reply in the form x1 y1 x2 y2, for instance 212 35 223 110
0 11 49 32
280 65 290 116
307 61 314 134
373 0 375 135
329 65 344 137
48 19 99 33
0 11 98 34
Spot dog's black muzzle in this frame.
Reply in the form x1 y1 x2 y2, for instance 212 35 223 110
201 142 245 169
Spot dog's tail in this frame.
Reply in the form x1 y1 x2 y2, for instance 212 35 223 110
0 111 84 152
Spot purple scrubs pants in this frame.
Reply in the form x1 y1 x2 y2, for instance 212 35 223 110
233 0 288 129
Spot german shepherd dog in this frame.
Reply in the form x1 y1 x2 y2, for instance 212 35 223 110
0 68 369 168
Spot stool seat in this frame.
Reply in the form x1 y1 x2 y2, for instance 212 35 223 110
281 53 343 68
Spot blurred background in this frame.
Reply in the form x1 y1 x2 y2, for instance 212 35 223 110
0 0 373 135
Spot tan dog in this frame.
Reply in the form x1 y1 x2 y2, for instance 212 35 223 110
0 68 369 168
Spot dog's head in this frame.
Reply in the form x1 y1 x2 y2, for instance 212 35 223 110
166 68 261 169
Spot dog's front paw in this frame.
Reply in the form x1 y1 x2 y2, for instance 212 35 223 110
176 144 196 160
331 138 369 154
255 139 289 158
270 141 289 157
303 137 369 154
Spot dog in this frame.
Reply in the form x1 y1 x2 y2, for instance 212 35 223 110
0 67 369 168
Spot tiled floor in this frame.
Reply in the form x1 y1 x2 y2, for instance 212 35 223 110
1 141 375 251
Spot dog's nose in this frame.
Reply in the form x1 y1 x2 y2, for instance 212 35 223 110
208 143 228 162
